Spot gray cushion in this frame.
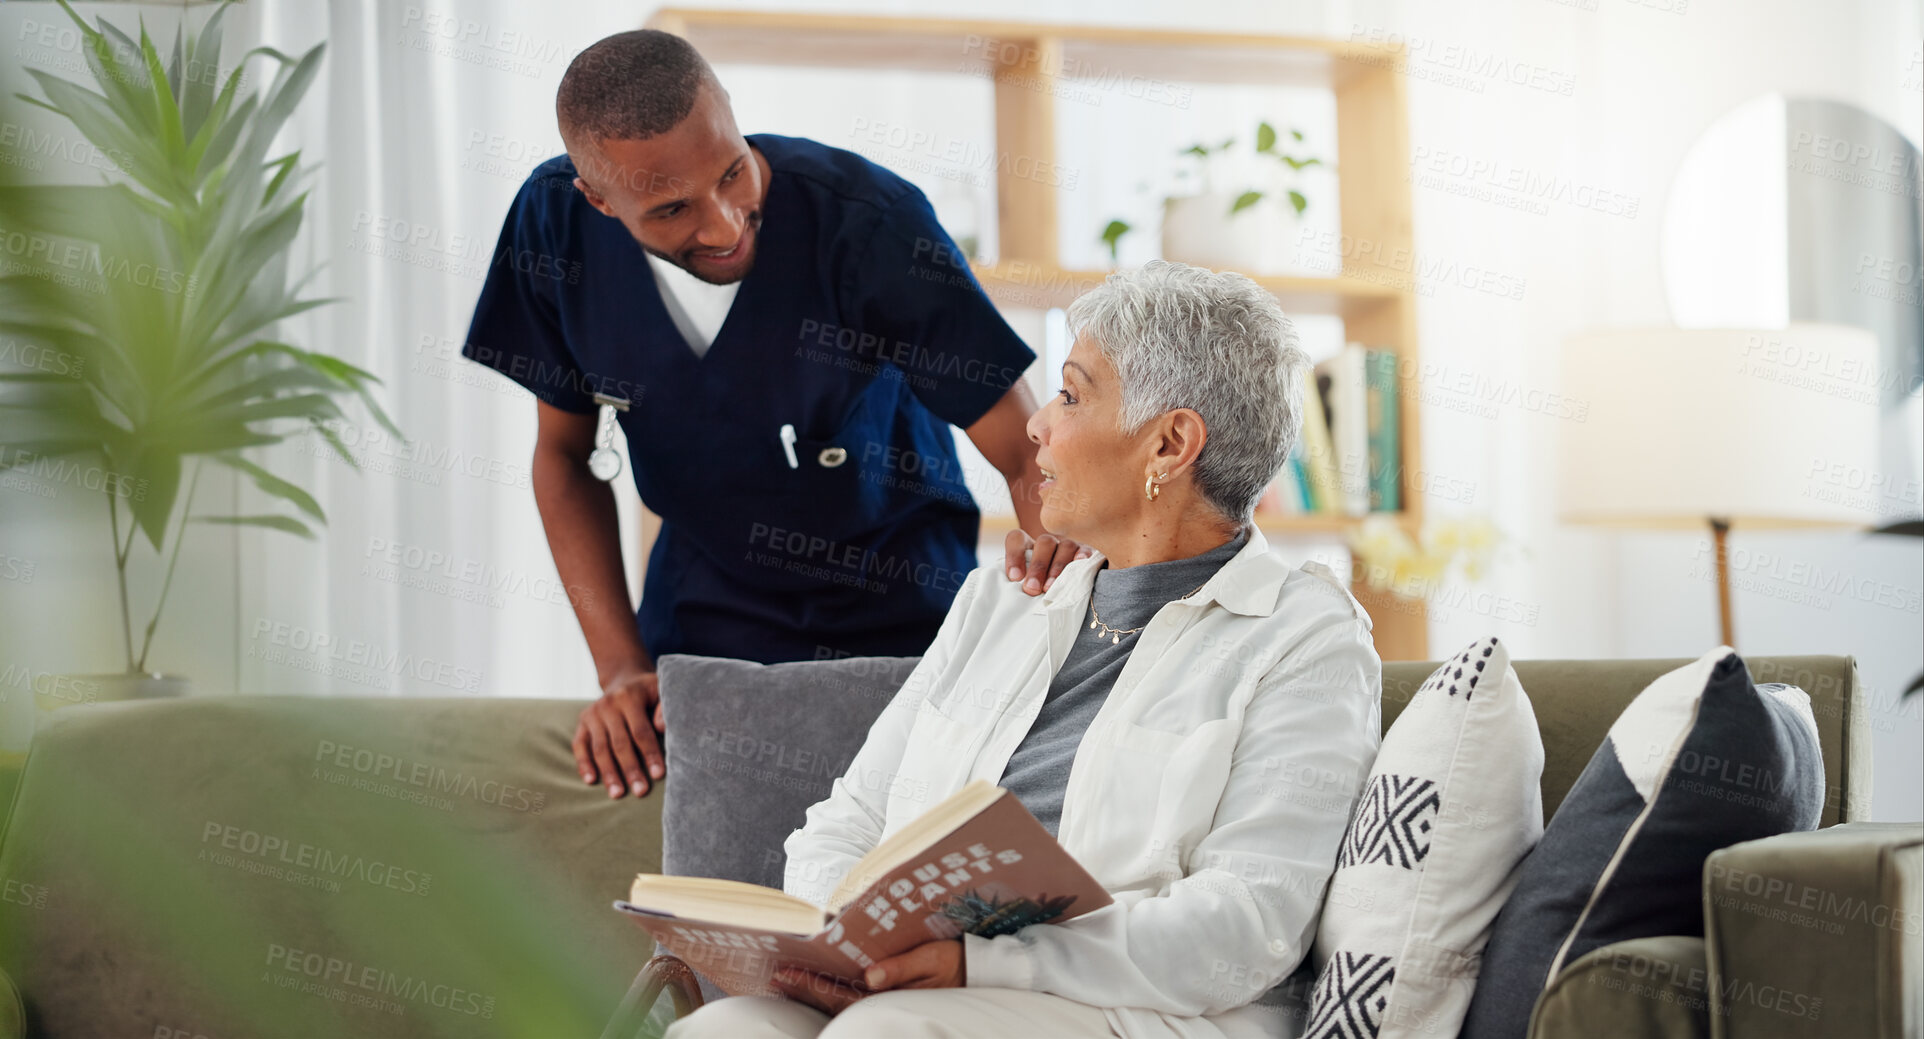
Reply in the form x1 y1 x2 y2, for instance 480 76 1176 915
655 654 920 1004
1461 649 1825 1039
657 654 920 890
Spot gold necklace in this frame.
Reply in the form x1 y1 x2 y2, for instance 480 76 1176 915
1087 580 1209 645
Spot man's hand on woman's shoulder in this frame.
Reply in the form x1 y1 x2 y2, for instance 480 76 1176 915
1004 529 1091 596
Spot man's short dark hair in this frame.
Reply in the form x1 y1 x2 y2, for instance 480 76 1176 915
556 30 714 146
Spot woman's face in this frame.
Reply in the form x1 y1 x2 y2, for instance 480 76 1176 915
1026 334 1147 546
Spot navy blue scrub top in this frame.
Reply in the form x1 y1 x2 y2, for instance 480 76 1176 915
464 134 1036 665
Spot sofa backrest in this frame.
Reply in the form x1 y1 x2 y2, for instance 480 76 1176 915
646 653 1866 902
1383 655 1866 826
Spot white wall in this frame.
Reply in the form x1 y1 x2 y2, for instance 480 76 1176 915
1336 0 1922 818
705 0 1924 818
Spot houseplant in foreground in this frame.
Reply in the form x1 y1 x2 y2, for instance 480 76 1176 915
0 12 662 1039
0 1 395 700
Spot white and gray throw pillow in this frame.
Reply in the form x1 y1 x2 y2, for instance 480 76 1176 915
1305 636 1545 1039
1459 647 1825 1039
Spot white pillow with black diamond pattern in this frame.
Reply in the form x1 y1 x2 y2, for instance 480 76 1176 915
1304 636 1545 1039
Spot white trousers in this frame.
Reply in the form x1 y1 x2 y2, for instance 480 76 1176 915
663 988 1120 1039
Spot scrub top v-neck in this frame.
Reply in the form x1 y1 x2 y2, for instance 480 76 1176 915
464 134 1036 664
644 250 736 358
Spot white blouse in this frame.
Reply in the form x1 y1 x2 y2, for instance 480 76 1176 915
784 528 1383 1039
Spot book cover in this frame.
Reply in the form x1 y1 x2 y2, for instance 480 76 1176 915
614 785 1112 998
1286 451 1313 514
1298 368 1340 513
1365 348 1401 512
1318 345 1370 516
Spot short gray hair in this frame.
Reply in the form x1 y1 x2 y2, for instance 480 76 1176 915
1066 260 1309 521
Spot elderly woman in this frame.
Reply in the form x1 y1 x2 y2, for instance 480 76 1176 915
667 260 1382 1039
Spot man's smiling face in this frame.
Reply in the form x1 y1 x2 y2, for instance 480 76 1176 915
567 81 767 285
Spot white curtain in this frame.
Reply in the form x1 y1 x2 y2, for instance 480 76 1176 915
222 0 645 699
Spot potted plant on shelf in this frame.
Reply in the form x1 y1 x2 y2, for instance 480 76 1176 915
0 1 395 707
1100 120 1325 273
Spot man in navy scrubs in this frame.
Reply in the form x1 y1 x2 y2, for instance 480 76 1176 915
464 31 1081 802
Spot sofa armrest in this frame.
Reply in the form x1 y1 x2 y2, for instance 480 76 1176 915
1702 822 1922 1039
1530 936 1712 1039
0 964 23 1039
0 696 661 1037
597 954 705 1039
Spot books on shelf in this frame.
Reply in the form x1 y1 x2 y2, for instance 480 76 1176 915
1273 343 1402 520
1284 443 1312 513
1297 363 1342 513
1282 443 1309 514
1364 348 1401 512
613 781 1111 998
1323 345 1371 516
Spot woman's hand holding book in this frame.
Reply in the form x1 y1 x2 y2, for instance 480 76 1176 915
773 938 965 1015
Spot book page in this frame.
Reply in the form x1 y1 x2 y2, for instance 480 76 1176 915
626 875 826 934
826 779 1004 913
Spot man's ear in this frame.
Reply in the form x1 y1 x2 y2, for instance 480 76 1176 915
572 176 616 218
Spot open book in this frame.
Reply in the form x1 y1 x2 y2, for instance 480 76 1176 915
614 780 1112 997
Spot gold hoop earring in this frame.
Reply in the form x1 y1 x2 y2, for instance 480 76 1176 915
1145 473 1165 502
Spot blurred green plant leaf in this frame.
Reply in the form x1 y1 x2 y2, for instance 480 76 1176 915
192 513 316 538
211 450 324 522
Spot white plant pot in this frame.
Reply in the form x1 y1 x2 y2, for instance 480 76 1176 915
3 673 190 762
15 672 185 750
1160 190 1300 274
35 672 189 714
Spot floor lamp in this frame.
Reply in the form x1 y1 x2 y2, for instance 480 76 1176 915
1558 325 1882 648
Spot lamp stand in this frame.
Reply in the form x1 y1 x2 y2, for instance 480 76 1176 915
1709 516 1734 648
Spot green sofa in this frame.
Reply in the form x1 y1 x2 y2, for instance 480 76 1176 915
0 656 1915 1038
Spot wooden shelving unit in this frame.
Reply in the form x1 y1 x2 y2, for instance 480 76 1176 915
968 263 1405 320
976 510 1384 538
647 10 1429 661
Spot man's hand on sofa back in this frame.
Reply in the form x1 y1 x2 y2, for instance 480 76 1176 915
574 667 666 799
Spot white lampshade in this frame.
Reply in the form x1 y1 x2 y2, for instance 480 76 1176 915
1559 324 1883 530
